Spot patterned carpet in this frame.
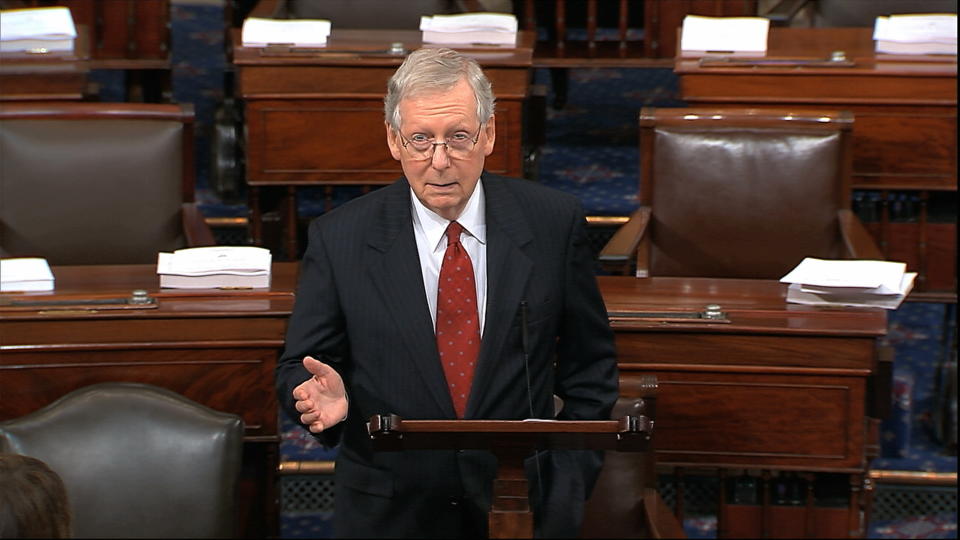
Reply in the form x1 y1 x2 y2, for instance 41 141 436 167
155 2 956 537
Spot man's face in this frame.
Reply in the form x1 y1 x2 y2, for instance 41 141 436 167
385 78 496 221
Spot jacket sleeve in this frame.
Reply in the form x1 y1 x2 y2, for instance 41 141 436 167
275 219 349 448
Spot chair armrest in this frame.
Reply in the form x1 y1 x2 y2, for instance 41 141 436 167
641 487 687 539
182 203 217 247
837 209 883 260
599 207 651 275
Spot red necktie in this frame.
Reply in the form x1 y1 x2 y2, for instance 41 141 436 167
436 221 480 418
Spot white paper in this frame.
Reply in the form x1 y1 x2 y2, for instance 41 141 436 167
786 273 916 310
157 246 271 277
780 257 908 294
873 14 957 44
241 17 331 47
680 15 769 53
0 257 54 292
0 6 76 41
420 13 517 33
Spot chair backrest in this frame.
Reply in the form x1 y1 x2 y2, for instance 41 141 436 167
640 107 854 279
811 0 957 27
582 376 661 538
0 382 244 539
0 102 195 264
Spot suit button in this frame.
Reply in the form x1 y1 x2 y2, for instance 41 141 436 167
449 497 459 507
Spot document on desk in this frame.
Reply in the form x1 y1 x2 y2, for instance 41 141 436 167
420 13 518 46
157 246 272 289
873 14 957 55
780 257 915 309
241 17 331 47
0 6 77 53
679 15 769 53
0 257 54 292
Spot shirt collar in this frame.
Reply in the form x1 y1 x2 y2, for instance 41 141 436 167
411 179 487 252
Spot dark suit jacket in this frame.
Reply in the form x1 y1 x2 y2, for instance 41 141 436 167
276 173 619 538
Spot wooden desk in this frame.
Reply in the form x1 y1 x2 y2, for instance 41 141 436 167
675 27 957 297
600 275 888 538
1 267 889 537
232 28 535 258
0 26 89 101
0 263 300 537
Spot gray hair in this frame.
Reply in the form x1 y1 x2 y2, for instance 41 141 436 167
384 47 495 131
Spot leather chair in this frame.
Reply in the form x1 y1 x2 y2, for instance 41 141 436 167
581 376 686 539
764 0 957 28
600 107 882 278
0 382 244 539
0 102 215 265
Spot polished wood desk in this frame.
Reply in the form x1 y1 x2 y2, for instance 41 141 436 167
232 28 535 258
0 26 89 101
0 263 300 538
675 27 957 297
601 275 888 538
1 266 888 538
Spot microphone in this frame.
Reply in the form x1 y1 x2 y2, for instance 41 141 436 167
520 300 544 505
520 300 534 418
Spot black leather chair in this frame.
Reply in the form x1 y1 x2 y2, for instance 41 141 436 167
0 102 215 264
600 107 882 278
0 382 244 539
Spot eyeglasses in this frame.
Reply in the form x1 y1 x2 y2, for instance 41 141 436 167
397 126 482 161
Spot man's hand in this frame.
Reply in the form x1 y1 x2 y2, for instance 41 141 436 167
293 356 348 433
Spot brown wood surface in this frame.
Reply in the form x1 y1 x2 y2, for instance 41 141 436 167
1 268 888 536
233 28 532 187
675 27 957 192
0 25 90 101
0 262 299 538
605 275 885 536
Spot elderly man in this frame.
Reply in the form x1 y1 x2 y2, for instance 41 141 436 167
276 47 618 538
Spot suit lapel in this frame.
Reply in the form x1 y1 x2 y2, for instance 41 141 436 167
467 174 533 416
367 179 455 416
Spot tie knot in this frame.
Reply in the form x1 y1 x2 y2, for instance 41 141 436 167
445 221 464 246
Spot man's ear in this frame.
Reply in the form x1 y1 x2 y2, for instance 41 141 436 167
385 122 402 161
482 115 496 156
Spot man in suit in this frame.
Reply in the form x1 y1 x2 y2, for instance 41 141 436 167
276 47 618 538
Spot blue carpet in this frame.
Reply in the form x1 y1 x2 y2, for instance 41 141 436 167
160 4 956 538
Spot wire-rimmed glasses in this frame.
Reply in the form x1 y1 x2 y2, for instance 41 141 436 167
397 126 482 161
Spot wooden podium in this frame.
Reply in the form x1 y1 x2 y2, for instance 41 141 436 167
367 414 652 538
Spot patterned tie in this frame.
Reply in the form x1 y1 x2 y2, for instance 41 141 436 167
436 221 480 418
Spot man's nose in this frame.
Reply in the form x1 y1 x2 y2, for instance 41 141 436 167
430 143 451 168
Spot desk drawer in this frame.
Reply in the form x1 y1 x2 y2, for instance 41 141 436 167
0 347 278 439
615 331 876 371
620 369 867 471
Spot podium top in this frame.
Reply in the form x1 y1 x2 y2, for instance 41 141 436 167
368 414 652 452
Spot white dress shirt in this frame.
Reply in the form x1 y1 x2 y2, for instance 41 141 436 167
411 181 487 336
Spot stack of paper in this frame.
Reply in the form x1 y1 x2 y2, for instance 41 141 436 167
873 14 957 55
420 13 518 46
0 257 54 292
157 246 272 289
241 17 331 48
780 257 917 310
0 6 77 53
679 15 770 54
